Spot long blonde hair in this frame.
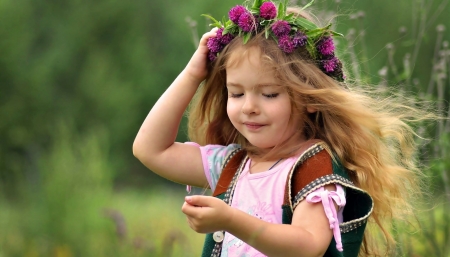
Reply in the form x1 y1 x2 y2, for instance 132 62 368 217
187 11 432 256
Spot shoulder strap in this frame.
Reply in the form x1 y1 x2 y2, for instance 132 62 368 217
283 141 335 210
212 148 246 197
202 148 246 257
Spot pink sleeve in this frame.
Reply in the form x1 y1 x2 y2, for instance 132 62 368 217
306 184 346 252
184 142 241 192
184 142 208 193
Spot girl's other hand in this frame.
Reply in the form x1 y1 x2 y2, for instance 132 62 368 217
181 195 234 234
184 28 219 84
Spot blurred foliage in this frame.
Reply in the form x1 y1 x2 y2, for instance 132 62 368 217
0 0 449 256
0 124 203 256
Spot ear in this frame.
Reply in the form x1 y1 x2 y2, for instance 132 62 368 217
306 106 317 113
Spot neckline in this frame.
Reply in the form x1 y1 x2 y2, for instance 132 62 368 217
268 158 283 170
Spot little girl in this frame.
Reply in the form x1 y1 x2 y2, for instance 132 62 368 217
133 1 426 256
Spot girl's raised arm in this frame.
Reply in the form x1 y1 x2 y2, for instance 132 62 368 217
133 29 218 188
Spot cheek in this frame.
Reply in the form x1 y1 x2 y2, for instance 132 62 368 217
226 102 237 122
227 100 239 115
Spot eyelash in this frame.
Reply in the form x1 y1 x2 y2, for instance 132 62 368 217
230 93 244 98
229 93 279 98
263 93 279 98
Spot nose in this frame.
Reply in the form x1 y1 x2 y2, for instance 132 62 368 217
241 95 259 115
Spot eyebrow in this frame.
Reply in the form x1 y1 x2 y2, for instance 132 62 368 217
226 82 279 88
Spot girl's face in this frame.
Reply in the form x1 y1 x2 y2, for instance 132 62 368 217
226 47 305 149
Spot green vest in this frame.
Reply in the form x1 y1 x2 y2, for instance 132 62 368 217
201 142 373 257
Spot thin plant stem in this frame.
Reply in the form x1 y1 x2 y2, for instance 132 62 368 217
411 0 417 39
386 44 399 79
425 0 450 29
346 29 361 82
426 28 445 95
437 77 445 135
410 0 427 76
356 14 370 78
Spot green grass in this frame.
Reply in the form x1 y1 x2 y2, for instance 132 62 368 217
0 187 205 257
105 187 205 257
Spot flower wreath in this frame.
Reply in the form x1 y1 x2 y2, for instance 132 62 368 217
204 0 345 82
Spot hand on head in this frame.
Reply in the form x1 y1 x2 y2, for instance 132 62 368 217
181 195 234 234
184 28 219 84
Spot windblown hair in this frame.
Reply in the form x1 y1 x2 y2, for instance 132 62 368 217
187 8 431 256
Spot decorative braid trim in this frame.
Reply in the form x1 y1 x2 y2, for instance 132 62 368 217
211 153 248 257
293 174 374 233
286 143 326 212
220 148 242 170
223 155 248 203
338 182 374 233
293 174 354 206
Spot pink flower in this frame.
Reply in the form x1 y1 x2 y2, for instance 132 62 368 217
260 2 277 20
238 11 256 32
217 28 234 44
317 37 335 56
278 35 294 53
207 36 223 53
229 5 247 24
271 20 291 37
208 51 217 62
292 31 307 47
322 57 338 72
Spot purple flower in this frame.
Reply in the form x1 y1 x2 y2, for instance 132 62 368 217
238 11 255 32
271 20 291 37
208 52 217 62
292 31 307 47
229 5 247 24
207 37 223 53
217 28 234 45
278 35 295 53
260 2 277 20
317 37 335 56
322 57 339 72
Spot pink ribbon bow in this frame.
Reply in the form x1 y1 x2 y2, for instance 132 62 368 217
306 185 346 252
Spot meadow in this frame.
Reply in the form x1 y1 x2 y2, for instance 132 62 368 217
0 0 449 256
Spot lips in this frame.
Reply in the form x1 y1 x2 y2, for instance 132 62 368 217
244 122 265 130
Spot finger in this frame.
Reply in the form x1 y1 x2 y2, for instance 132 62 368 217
181 200 200 216
198 28 220 46
185 216 194 229
185 195 212 207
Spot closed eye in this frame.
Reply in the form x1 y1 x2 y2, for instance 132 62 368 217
263 93 279 98
230 93 244 98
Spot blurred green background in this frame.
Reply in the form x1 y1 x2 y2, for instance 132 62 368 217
0 0 449 256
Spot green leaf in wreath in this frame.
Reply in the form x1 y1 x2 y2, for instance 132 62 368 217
306 28 326 39
243 32 251 44
202 14 221 27
283 13 295 21
295 17 319 30
306 39 318 59
250 7 260 13
277 2 286 20
331 31 345 37
301 0 315 10
252 0 263 9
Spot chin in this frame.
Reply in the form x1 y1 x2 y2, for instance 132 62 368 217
246 140 276 149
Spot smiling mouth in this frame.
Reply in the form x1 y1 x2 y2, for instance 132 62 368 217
244 122 265 130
